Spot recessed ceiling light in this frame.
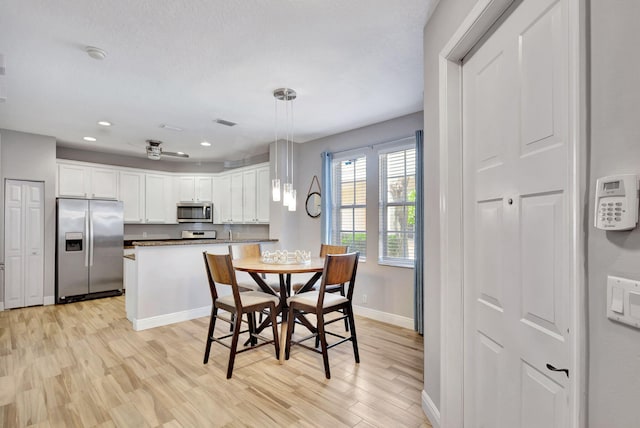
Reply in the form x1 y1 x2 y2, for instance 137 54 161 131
85 46 107 60
83 136 97 142
200 141 211 147
97 120 112 126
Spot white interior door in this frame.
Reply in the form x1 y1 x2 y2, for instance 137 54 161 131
4 180 45 309
462 0 572 427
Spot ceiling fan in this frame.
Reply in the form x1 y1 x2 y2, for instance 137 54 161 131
145 139 189 160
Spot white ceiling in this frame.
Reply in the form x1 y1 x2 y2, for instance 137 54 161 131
0 0 432 162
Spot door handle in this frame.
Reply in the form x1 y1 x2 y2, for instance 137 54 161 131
546 363 569 378
89 211 94 267
84 210 89 267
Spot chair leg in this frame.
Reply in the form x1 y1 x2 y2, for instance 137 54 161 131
269 304 280 359
203 306 218 364
229 312 235 332
227 311 243 379
248 312 257 347
285 305 295 361
316 312 331 379
346 305 360 363
341 285 349 332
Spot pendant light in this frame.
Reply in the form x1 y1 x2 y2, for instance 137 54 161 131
273 88 297 210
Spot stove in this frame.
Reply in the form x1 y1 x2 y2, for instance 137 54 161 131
181 230 217 239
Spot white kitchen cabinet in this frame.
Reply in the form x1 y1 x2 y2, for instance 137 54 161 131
145 173 175 223
90 167 118 199
242 169 257 223
255 166 270 223
119 171 145 223
217 174 232 223
58 162 118 200
178 176 212 202
230 172 244 222
58 163 89 198
242 165 270 223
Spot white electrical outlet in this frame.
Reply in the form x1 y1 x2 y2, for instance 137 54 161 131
362 294 367 304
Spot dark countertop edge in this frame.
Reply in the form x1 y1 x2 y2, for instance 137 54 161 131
132 238 279 247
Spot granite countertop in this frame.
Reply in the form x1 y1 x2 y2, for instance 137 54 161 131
124 254 136 260
131 238 278 247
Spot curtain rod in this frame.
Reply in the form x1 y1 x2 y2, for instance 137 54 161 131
326 134 416 156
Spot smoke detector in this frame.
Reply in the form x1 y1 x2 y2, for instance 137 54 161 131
85 46 107 60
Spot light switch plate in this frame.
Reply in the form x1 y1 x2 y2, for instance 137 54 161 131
607 275 640 328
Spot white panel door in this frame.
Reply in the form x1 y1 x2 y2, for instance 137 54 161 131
462 0 571 427
145 174 168 223
4 180 44 309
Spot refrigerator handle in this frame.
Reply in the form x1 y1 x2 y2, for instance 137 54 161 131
89 210 95 267
84 210 90 267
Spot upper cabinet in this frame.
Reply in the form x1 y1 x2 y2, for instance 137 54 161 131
215 163 270 224
145 173 176 224
57 163 89 198
177 176 212 202
119 171 145 223
242 165 270 223
57 162 118 199
90 168 119 199
56 160 269 225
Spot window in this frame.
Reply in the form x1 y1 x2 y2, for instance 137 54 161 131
379 146 416 266
331 156 367 257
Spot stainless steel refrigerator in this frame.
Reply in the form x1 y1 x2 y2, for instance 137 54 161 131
56 198 124 303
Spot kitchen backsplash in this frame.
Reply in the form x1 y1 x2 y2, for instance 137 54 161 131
124 223 269 240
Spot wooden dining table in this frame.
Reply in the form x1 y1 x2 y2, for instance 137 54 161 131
233 256 325 363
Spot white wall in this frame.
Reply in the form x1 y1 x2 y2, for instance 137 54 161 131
588 1 640 426
276 111 423 323
422 0 478 411
0 129 57 305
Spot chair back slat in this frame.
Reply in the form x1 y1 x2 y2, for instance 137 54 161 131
229 243 262 260
204 252 243 310
318 252 359 305
319 244 348 257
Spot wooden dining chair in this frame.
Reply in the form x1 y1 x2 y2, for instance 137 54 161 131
229 243 282 293
285 252 360 379
293 243 350 331
202 252 280 379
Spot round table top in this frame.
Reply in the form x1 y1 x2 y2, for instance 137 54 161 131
233 257 325 274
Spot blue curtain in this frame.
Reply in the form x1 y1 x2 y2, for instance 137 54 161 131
414 130 424 335
320 151 333 244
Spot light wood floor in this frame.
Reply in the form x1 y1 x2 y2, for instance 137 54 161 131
0 296 431 427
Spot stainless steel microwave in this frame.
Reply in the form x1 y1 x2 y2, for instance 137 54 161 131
177 202 213 223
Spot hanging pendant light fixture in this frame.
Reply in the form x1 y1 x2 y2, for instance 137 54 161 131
273 88 297 210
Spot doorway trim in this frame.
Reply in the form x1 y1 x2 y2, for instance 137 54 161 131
437 0 587 427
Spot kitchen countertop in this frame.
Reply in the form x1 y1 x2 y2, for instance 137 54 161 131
131 238 278 247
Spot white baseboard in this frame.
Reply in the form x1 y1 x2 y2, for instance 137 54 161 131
421 389 441 428
352 304 414 330
133 305 211 331
44 296 55 306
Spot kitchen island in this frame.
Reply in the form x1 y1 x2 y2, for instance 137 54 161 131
124 238 278 331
